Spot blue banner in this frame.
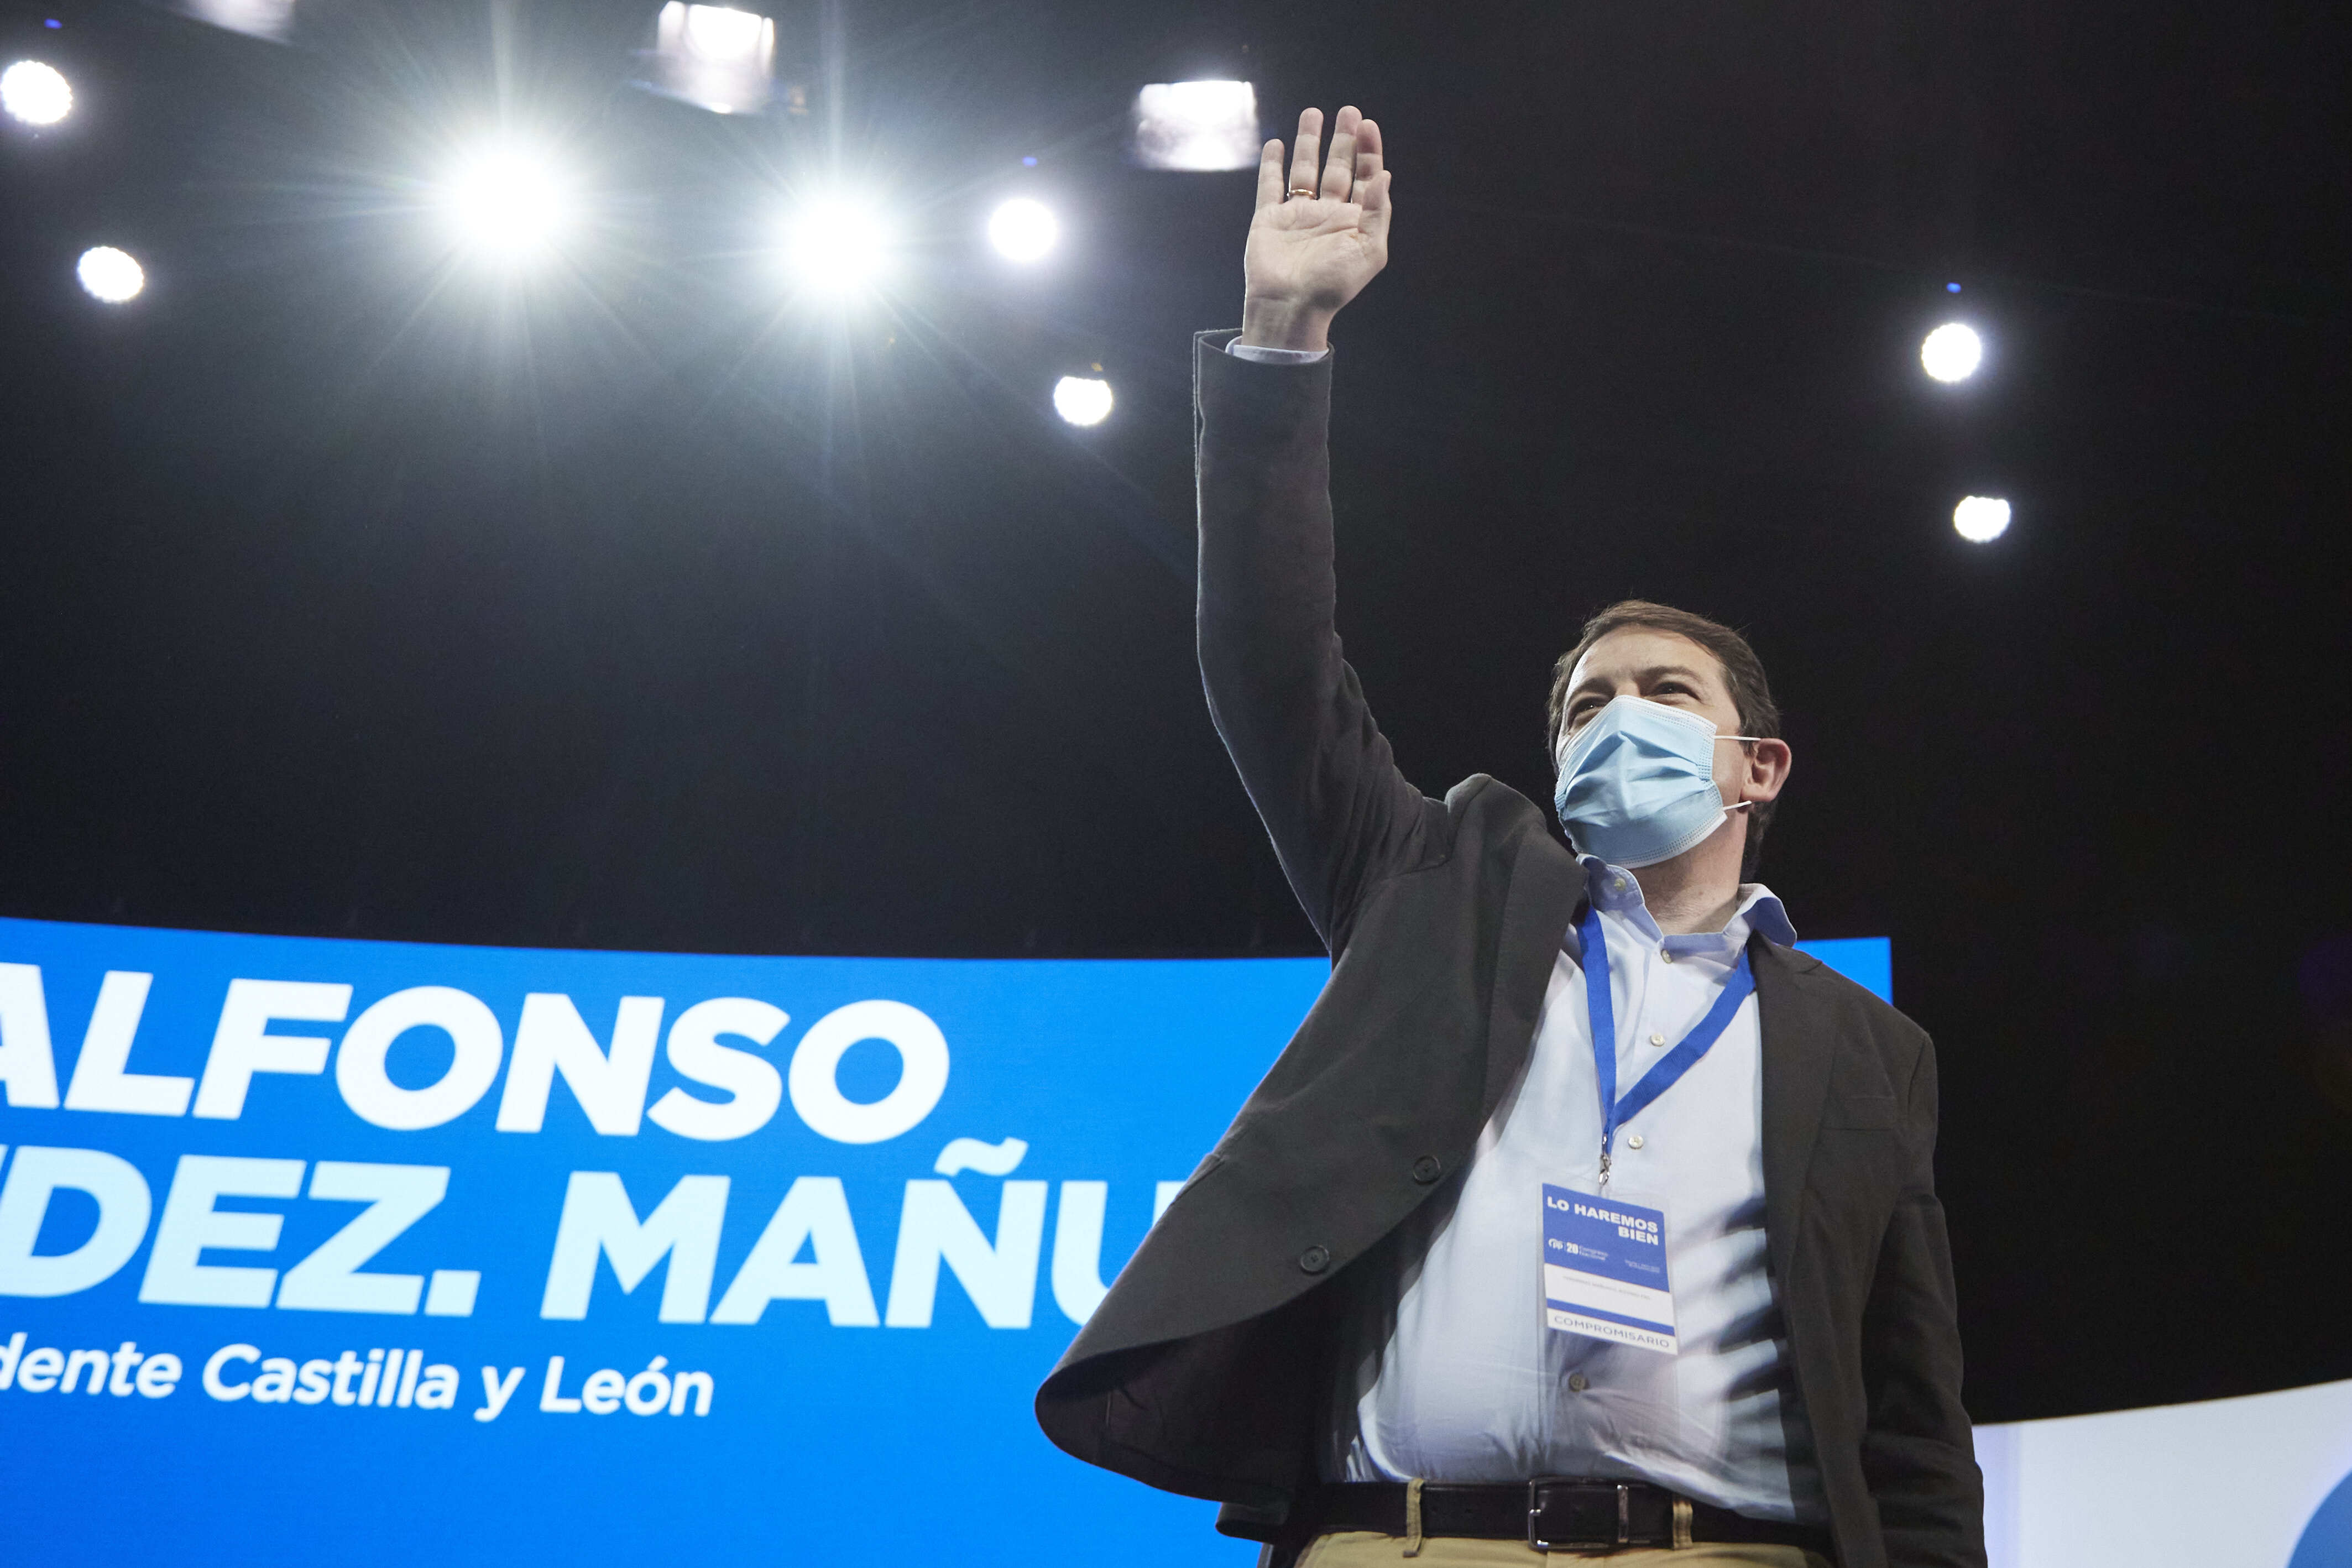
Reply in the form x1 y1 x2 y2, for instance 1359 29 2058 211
0 916 1888 1566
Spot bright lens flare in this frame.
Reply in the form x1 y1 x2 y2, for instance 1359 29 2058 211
986 198 1058 263
680 1 767 58
643 2 777 117
2 60 72 126
1131 80 1259 171
177 0 298 43
1953 495 2011 542
785 198 893 296
440 146 571 260
1053 375 1112 427
1921 322 1983 383
76 246 144 302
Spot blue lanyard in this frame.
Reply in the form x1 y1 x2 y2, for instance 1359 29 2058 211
1579 901 1756 1189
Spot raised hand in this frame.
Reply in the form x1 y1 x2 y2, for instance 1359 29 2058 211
1240 106 1393 352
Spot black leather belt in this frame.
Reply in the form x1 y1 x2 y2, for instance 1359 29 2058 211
1302 1480 1833 1555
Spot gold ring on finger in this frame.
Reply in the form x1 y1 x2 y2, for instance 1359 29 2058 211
1289 186 1316 198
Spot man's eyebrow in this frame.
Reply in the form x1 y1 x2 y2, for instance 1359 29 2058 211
1567 663 1713 699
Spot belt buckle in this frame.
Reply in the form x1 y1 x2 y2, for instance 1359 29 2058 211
1527 1478 1629 1553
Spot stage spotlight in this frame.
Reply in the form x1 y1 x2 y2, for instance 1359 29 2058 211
635 2 775 116
1953 495 2010 542
986 198 1057 263
170 0 297 44
76 245 144 302
2 60 72 126
1921 322 1982 383
438 144 571 262
1131 80 1259 171
1053 375 1112 427
784 197 892 297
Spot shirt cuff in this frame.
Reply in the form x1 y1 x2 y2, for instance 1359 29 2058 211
1225 340 1330 365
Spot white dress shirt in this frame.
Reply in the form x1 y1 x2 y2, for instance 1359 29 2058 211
1227 341 1331 365
1324 858 1828 1524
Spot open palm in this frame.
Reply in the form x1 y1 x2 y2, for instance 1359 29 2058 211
1242 107 1394 342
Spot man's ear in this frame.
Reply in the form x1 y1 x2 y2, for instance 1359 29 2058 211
1743 739 1792 804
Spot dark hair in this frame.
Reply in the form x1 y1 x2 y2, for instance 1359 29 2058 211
1545 600 1784 879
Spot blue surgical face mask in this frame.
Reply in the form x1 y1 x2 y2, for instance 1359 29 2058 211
1553 696 1757 869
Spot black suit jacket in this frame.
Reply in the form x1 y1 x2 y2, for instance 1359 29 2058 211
1036 332 1985 1568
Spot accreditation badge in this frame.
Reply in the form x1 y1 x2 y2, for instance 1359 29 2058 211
1541 1183 1677 1355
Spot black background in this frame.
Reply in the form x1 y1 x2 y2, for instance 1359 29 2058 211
2 0 2347 1425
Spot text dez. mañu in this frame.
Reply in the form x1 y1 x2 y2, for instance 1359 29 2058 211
1035 106 1983 1568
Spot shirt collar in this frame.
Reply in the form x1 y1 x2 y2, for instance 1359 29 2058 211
1575 855 1799 950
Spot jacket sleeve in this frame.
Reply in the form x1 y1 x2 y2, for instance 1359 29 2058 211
1858 1037 1988 1568
1193 330 1446 950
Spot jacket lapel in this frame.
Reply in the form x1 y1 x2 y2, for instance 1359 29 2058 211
1753 939 1834 1290
1480 831 1587 1122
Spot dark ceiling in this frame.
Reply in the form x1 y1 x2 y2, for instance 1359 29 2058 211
1 0 2346 1424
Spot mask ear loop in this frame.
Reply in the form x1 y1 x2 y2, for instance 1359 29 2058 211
1719 736 1765 817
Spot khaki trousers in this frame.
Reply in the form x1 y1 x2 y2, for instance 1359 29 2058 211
1295 1532 1833 1568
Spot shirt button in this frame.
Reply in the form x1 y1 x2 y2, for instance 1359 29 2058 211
1298 1245 1331 1275
1649 1033 1665 1047
1627 1133 1645 1150
1411 1154 1443 1184
1659 952 1675 964
1568 1373 1590 1393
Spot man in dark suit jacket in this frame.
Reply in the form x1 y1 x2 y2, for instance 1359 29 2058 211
1037 106 1983 1568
